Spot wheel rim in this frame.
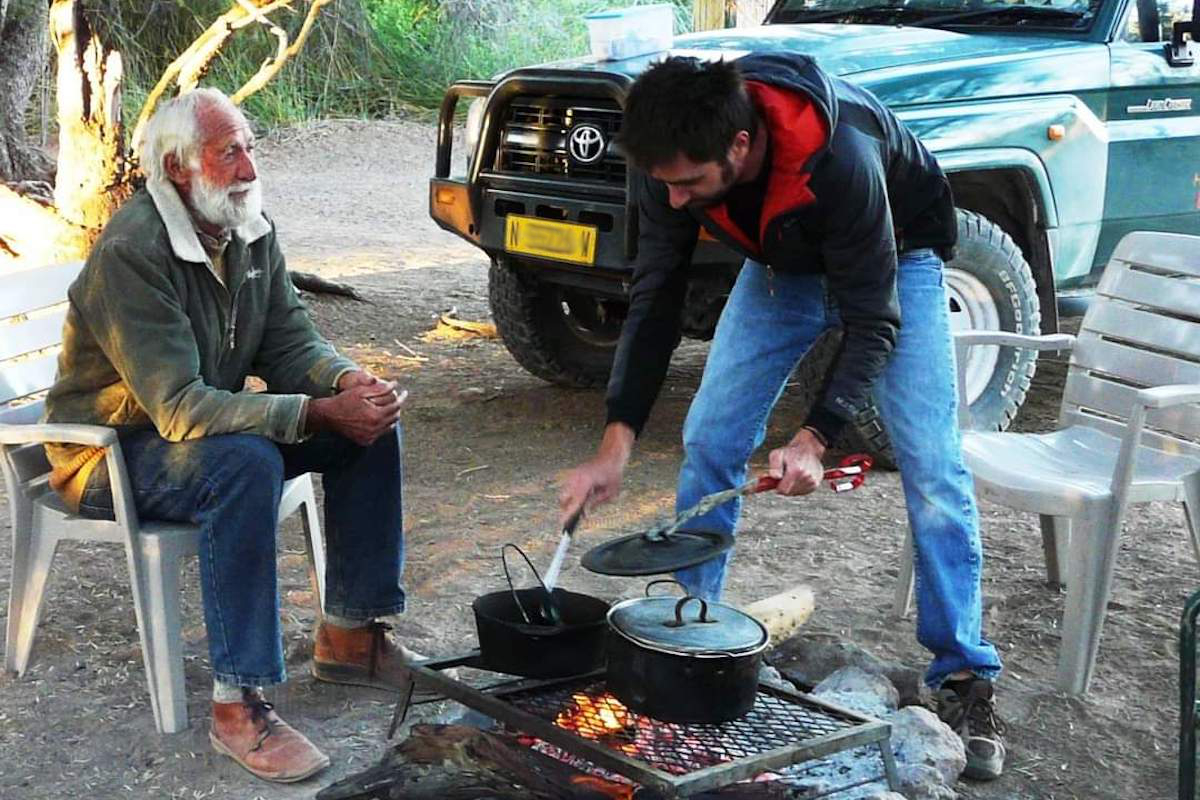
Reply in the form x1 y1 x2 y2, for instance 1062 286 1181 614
557 290 623 348
944 267 1001 406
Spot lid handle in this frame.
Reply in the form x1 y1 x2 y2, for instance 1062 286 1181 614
664 595 717 628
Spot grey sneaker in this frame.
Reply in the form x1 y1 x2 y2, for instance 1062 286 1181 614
936 677 1007 781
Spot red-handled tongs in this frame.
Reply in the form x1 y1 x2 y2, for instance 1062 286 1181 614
643 453 874 541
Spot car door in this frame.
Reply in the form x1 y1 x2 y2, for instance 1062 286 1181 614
1101 0 1200 270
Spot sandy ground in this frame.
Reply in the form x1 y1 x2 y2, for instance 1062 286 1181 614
0 119 1194 800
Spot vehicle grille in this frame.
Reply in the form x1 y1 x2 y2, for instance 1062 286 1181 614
497 98 625 184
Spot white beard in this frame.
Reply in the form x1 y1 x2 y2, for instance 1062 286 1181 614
190 173 263 230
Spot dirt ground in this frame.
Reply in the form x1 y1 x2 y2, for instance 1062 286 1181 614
0 119 1193 800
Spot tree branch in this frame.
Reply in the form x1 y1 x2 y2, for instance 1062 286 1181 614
129 0 298 154
232 0 334 104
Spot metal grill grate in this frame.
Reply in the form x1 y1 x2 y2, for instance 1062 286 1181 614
503 678 859 776
391 654 899 798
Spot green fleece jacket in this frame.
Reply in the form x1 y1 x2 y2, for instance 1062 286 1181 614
44 179 357 509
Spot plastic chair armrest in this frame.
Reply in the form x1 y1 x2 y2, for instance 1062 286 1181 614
953 331 1076 350
0 423 118 448
1134 383 1200 410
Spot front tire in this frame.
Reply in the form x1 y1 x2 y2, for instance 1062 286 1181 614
488 256 621 388
945 209 1041 431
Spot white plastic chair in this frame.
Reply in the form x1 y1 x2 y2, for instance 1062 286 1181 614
893 231 1200 694
0 260 327 733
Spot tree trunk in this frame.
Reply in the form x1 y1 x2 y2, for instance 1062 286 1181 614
0 0 52 183
50 0 129 232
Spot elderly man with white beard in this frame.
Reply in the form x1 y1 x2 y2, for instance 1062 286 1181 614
42 88 419 783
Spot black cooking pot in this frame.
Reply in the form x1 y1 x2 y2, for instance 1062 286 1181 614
606 590 768 724
472 544 609 678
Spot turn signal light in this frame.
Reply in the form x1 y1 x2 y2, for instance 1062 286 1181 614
1047 124 1066 141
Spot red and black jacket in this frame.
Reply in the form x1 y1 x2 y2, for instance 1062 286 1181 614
605 52 957 443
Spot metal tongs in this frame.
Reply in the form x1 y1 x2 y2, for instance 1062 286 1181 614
642 453 874 542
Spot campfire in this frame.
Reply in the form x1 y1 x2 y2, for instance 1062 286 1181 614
554 691 635 738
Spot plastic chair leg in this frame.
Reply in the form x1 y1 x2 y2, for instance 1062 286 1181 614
6 526 60 676
298 488 326 616
1057 507 1122 694
892 530 915 619
138 538 189 734
1181 590 1200 800
1182 476 1200 569
1039 515 1071 589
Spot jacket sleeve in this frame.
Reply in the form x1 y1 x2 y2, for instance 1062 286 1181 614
77 236 310 443
800 134 901 444
252 223 359 397
604 172 699 435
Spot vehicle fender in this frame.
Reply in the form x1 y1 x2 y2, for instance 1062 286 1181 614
897 95 1106 284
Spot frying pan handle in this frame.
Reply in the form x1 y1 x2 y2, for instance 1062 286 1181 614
665 595 716 627
500 543 549 626
645 578 688 597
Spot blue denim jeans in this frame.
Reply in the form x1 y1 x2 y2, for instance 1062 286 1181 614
673 250 1002 687
78 428 406 687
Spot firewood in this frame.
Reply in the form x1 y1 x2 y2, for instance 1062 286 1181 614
742 585 815 644
290 271 366 300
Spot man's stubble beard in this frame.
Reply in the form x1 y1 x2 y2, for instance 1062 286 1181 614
684 158 739 211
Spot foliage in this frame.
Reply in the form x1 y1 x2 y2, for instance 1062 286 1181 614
97 0 694 125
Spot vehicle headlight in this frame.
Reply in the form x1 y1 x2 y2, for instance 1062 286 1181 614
464 98 486 173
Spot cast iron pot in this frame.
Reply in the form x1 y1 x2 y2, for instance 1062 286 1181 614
472 544 609 678
606 593 769 724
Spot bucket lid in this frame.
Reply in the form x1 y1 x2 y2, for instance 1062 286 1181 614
607 595 768 657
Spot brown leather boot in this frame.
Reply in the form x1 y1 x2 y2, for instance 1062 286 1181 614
209 690 330 783
312 620 428 691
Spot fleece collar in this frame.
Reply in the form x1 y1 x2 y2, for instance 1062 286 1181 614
700 80 830 256
147 177 271 264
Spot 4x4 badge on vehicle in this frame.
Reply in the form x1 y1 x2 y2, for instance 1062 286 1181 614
1127 97 1193 114
568 124 607 165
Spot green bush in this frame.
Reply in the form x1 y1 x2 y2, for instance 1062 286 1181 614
103 0 694 126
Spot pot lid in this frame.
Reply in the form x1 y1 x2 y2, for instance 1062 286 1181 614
580 529 734 576
608 595 768 656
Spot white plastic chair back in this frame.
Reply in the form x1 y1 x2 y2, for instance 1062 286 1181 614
1063 232 1200 457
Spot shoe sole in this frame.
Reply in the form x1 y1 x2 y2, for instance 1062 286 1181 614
311 661 447 700
209 731 330 783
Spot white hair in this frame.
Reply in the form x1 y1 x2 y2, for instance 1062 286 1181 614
139 88 245 184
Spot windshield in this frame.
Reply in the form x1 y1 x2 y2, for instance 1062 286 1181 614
771 0 1102 30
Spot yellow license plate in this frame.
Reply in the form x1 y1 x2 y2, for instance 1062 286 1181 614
504 215 597 266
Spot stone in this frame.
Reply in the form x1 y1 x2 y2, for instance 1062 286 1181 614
814 665 900 714
896 764 959 800
889 706 966 787
772 634 929 707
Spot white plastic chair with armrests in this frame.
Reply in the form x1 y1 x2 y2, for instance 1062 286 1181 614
0 260 326 733
892 231 1200 694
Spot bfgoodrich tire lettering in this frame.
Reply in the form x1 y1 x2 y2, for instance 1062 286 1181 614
945 209 1041 431
488 256 619 388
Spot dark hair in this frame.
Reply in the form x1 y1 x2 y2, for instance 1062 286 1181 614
617 57 757 172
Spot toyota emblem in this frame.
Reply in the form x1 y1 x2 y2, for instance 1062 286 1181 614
568 124 606 165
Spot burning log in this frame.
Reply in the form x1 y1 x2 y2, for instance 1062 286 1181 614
316 724 794 800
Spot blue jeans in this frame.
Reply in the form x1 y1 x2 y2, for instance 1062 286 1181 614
673 250 1002 687
79 428 406 686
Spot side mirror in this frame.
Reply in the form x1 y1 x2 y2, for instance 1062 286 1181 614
1166 0 1200 65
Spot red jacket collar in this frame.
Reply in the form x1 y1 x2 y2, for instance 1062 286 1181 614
702 80 830 256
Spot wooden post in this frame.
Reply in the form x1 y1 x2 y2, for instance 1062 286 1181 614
693 0 773 31
693 0 729 30
735 0 772 26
